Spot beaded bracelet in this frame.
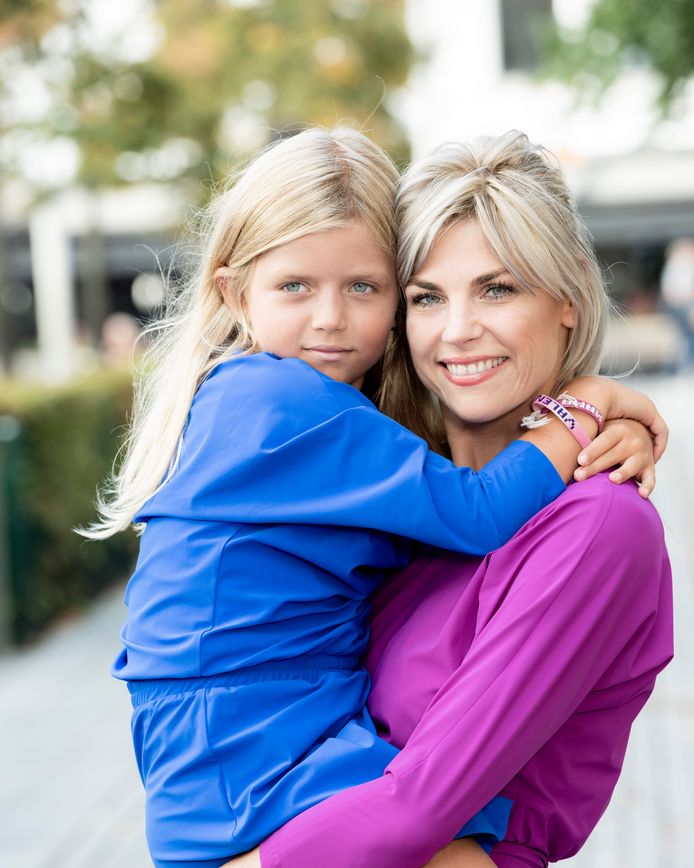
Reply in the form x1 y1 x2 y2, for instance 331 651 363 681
557 393 605 433
526 393 592 449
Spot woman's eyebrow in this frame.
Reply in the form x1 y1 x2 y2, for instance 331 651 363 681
407 279 440 291
408 271 511 291
471 269 509 286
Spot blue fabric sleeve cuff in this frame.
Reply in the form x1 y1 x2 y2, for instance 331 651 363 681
454 794 513 853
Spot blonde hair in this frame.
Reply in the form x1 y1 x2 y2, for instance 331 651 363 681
84 126 399 538
380 130 610 451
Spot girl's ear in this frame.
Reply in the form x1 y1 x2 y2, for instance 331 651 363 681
216 274 232 309
561 300 577 328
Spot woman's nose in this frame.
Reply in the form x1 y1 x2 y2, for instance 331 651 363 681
441 301 484 345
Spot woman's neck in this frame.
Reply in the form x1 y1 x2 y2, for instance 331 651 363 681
443 404 527 470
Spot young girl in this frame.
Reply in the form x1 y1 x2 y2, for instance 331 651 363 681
86 127 664 868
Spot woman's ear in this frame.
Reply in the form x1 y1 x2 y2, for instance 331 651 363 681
561 301 577 328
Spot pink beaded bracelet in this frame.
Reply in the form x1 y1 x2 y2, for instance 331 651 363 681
531 394 592 450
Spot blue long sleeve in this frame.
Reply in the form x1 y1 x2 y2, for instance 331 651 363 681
139 354 564 555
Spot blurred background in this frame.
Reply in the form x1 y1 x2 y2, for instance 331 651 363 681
0 0 692 865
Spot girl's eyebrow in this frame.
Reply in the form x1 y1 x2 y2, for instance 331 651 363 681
269 270 394 285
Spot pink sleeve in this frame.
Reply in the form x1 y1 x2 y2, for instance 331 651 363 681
260 480 672 868
491 668 663 866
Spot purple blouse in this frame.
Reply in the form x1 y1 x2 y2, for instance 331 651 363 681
260 472 673 867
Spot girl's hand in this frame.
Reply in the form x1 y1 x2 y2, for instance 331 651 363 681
574 419 657 498
601 380 668 462
564 376 668 463
221 847 261 868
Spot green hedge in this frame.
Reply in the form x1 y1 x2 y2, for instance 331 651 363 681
0 368 137 645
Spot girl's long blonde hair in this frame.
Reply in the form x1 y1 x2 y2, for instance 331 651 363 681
380 130 610 453
84 127 399 538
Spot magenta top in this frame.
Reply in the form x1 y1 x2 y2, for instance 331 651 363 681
260 473 673 867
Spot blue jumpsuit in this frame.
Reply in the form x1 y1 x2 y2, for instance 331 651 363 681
114 353 565 867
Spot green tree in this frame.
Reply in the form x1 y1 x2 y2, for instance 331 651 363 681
542 0 694 110
1 0 415 196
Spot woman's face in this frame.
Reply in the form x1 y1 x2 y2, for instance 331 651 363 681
405 219 576 427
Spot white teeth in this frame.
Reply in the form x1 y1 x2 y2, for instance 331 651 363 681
446 357 506 376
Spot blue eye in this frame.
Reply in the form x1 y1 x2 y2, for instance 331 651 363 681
409 292 441 308
351 281 374 294
485 283 515 300
282 282 305 293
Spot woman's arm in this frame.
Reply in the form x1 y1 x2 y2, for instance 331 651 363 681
225 838 494 868
258 477 672 868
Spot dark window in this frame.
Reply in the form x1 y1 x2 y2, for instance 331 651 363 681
500 0 553 71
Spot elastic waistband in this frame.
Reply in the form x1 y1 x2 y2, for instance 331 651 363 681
127 654 361 706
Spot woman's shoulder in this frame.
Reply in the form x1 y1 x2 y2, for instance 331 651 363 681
533 471 666 554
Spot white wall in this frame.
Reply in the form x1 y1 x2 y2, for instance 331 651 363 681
400 0 694 161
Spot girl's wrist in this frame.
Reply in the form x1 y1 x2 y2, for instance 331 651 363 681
564 376 614 424
528 394 598 445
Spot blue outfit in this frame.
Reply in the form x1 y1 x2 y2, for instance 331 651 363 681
115 353 564 867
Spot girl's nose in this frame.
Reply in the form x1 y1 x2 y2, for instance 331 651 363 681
312 290 346 332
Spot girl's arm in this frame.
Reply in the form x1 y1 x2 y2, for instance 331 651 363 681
517 375 666 496
257 477 673 868
161 356 666 558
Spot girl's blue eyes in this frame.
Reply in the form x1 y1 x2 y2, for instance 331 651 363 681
280 282 375 294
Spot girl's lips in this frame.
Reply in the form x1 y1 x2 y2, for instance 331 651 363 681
304 347 353 361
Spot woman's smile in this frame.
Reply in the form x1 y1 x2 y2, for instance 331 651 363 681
440 355 509 385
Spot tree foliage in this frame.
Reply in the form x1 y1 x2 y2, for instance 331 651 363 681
0 0 414 196
542 0 694 110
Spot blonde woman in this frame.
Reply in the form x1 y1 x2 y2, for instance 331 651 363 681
253 133 673 867
87 127 664 868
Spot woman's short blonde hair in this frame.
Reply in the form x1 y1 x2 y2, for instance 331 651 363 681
380 130 609 451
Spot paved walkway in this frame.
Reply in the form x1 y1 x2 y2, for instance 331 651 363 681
1 373 692 867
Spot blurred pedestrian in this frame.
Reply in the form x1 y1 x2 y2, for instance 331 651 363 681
101 312 141 366
661 237 694 369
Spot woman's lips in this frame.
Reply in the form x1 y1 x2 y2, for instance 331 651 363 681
439 356 508 385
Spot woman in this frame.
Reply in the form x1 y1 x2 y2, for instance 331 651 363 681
252 132 673 867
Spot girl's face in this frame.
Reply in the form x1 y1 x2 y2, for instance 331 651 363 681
405 219 576 428
243 223 398 390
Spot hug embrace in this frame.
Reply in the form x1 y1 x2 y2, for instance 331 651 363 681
84 127 673 867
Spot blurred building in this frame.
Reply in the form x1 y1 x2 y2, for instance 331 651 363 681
0 185 185 380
